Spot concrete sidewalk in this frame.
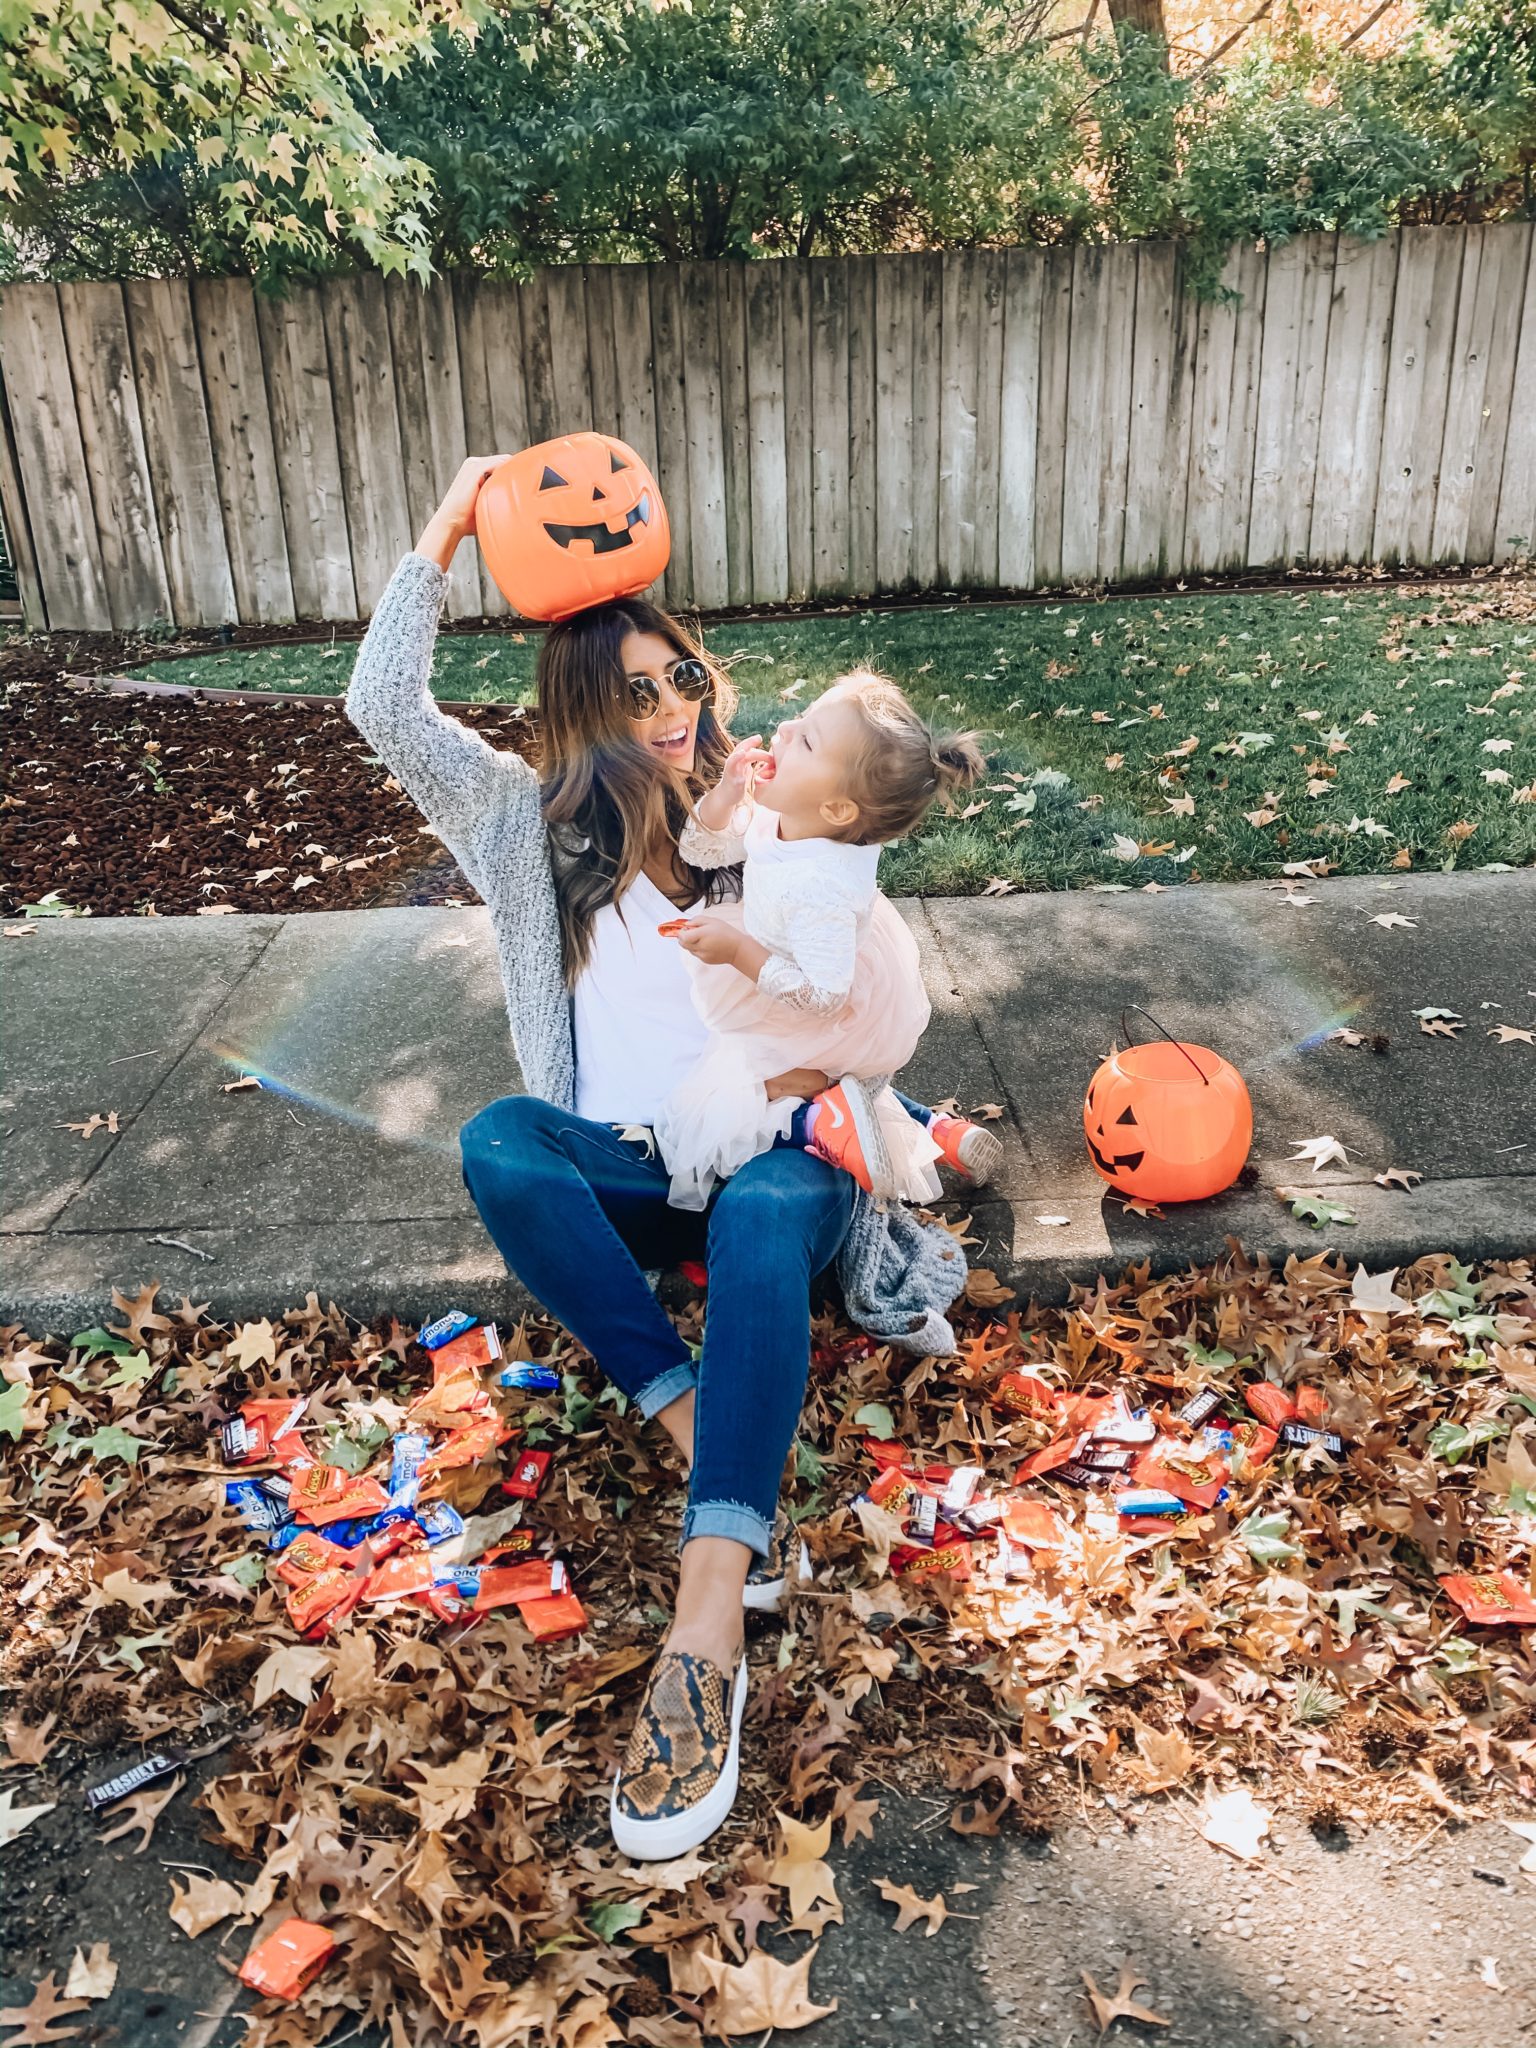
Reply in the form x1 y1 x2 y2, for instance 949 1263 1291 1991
1 872 1533 1328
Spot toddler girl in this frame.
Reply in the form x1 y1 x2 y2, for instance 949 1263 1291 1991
653 670 989 1210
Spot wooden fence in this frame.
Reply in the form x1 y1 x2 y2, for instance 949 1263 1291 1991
1 224 1532 633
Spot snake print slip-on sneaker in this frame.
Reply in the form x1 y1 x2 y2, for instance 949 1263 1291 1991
610 1650 749 1861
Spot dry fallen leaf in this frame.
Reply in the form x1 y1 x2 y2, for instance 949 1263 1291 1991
1488 1025 1535 1045
168 1872 246 1938
1374 1166 1423 1190
1131 1720 1195 1792
55 1111 120 1140
1081 1963 1170 2036
874 1878 949 1935
1350 1266 1411 1315
251 1642 330 1710
1290 1135 1350 1173
0 1787 56 1849
97 1775 184 1853
696 1944 837 2034
1198 1784 1272 1862
62 1946 116 2003
769 1812 840 1927
0 1975 91 2045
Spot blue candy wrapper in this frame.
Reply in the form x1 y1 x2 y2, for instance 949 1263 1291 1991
389 1431 430 1507
420 1309 476 1351
225 1478 295 1537
495 1363 561 1393
417 1502 464 1546
434 1562 483 1596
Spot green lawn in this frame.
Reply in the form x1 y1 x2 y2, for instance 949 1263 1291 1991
124 582 1536 892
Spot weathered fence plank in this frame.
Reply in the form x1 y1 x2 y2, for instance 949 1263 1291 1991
192 278 294 624
255 286 357 622
0 368 46 625
1492 233 1536 564
322 273 412 615
58 281 172 630
0 283 112 629
997 247 1043 590
2 229 1528 630
123 278 237 629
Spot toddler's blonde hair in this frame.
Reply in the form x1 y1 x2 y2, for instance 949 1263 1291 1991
825 670 985 845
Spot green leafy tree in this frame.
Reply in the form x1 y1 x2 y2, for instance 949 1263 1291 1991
369 0 1090 270
0 0 516 279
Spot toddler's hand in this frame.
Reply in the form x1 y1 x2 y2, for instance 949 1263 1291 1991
718 735 773 793
675 918 741 968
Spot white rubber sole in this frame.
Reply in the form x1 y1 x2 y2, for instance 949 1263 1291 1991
742 1571 786 1614
836 1077 900 1202
955 1124 1004 1186
609 1657 750 1862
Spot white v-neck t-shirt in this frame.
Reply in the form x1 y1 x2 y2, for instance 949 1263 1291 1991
571 871 711 1126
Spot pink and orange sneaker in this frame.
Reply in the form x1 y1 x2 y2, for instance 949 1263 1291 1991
804 1079 897 1200
928 1113 1003 1187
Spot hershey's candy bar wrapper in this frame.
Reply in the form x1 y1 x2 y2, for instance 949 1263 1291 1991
1177 1387 1224 1428
1279 1421 1345 1455
86 1749 185 1812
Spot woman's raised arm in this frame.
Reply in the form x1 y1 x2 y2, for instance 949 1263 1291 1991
345 456 531 843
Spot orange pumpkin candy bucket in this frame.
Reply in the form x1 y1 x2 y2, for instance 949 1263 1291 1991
1083 1007 1252 1204
474 431 671 621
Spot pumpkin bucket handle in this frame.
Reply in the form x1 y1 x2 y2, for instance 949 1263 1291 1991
1119 1005 1211 1086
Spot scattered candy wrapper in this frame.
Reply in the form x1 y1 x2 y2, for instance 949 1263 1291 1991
1177 1386 1225 1428
292 1466 392 1527
238 1919 337 2002
1132 1429 1231 1510
85 1749 185 1812
1001 1498 1065 1549
501 1448 553 1500
496 1362 561 1394
517 1590 588 1639
1244 1382 1301 1429
221 1397 306 1467
388 1431 430 1509
992 1371 1058 1419
892 1536 973 1581
417 1502 464 1546
421 1414 510 1480
275 1529 357 1587
225 1476 296 1540
1439 1571 1536 1627
431 1322 503 1375
1278 1421 1347 1457
419 1308 476 1351
362 1549 436 1605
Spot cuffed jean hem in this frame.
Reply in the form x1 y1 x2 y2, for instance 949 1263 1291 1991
634 1359 698 1422
680 1499 773 1559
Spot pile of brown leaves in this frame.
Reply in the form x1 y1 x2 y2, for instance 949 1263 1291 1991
3 1244 1534 2046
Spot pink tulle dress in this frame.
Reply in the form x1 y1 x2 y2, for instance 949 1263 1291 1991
652 804 940 1211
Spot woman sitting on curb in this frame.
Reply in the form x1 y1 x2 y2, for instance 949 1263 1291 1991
346 455 982 1859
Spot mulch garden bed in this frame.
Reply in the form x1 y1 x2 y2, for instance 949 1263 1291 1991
2 682 531 920
2 1250 1533 2044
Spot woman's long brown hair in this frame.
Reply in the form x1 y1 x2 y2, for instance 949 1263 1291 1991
535 597 739 982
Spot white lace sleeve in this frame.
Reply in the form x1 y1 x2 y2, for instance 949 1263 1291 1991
757 896 860 1014
680 812 746 869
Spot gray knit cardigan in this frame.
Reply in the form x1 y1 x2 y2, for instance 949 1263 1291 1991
346 553 966 1354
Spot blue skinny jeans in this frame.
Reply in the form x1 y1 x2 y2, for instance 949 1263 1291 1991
460 1093 857 1559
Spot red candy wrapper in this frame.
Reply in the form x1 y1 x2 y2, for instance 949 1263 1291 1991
431 1323 503 1375
892 1537 973 1582
1244 1382 1301 1429
238 1919 336 2002
1002 1498 1065 1549
1440 1571 1536 1627
275 1530 355 1588
1014 1434 1082 1484
518 1590 588 1639
500 1447 553 1501
1132 1433 1230 1511
292 1465 391 1527
222 1397 307 1467
362 1549 436 1604
992 1372 1058 1419
472 1559 565 1612
1227 1420 1280 1474
421 1414 510 1480
285 1565 362 1634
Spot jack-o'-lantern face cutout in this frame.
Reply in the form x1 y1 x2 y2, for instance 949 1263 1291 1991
474 432 671 621
1083 1040 1253 1205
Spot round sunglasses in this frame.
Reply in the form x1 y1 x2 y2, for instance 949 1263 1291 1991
623 656 713 720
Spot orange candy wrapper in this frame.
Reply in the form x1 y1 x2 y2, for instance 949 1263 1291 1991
1132 1433 1230 1511
275 1530 356 1588
518 1590 588 1639
291 1465 391 1527
472 1559 564 1613
420 1414 511 1481
1440 1571 1536 1627
238 1919 337 2001
285 1565 364 1635
992 1371 1058 1419
362 1549 436 1604
1243 1382 1301 1429
1002 1498 1065 1549
431 1323 503 1375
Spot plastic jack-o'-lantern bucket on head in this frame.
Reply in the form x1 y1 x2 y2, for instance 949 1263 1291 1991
474 432 671 621
1083 1007 1253 1204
